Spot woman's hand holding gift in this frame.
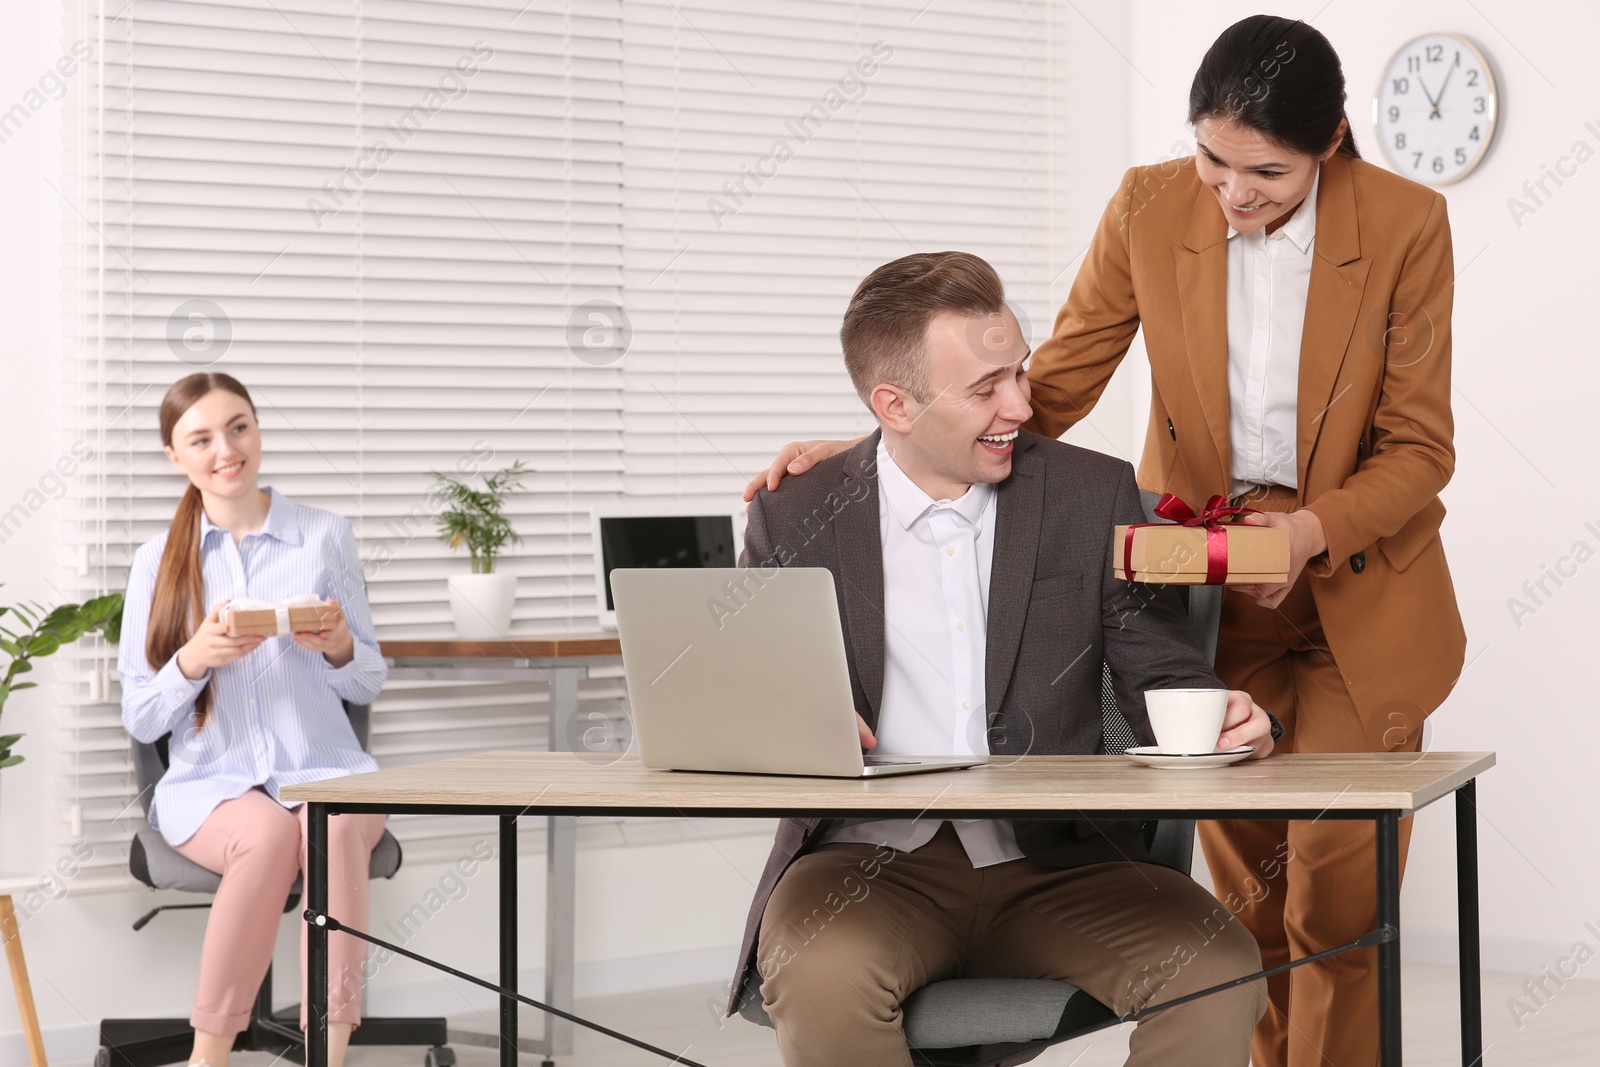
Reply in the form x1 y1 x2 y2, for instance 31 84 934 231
294 597 355 668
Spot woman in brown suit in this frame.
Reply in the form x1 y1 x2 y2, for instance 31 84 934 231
743 16 1466 1067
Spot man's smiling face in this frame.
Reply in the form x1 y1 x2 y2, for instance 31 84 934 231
878 306 1032 500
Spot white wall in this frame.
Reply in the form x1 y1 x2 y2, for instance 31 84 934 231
1125 0 1600 996
0 5 1135 1064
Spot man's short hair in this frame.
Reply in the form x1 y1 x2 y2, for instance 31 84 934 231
840 251 1005 406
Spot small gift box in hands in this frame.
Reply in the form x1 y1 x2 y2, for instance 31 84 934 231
221 595 343 637
1114 495 1290 585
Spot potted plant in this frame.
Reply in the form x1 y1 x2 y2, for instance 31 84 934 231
0 587 123 768
431 460 528 639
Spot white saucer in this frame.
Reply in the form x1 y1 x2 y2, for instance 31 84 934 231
1123 745 1254 770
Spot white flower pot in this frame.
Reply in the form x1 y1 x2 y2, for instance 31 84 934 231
447 573 517 639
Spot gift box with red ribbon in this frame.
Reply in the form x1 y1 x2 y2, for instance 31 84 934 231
1113 494 1290 585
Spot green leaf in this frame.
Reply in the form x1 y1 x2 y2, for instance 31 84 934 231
0 734 23 749
0 756 24 769
10 682 36 691
42 622 86 645
10 659 31 674
23 634 59 658
86 593 124 625
431 461 526 563
0 638 18 658
44 603 87 628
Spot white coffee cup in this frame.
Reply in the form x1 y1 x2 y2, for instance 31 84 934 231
1144 688 1228 755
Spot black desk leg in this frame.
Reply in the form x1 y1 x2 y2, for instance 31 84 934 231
1377 810 1402 1067
500 815 519 1067
308 802 330 1067
1457 780 1484 1065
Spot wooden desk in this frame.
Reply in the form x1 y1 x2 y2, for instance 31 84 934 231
288 751 1495 1067
381 637 621 661
377 638 622 1061
379 638 623 739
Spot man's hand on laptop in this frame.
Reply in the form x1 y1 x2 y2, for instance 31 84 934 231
856 712 877 750
1217 691 1275 759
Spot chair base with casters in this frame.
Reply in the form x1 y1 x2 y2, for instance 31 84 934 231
96 961 454 1067
97 703 454 1067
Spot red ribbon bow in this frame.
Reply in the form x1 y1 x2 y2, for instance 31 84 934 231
1122 494 1260 584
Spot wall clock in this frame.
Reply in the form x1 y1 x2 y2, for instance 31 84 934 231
1372 33 1498 185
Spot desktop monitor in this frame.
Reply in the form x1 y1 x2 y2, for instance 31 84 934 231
591 505 744 630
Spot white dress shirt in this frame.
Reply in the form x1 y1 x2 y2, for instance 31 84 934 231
1226 165 1319 497
119 487 386 847
817 440 1025 868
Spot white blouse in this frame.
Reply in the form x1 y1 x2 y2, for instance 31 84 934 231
119 487 385 846
1225 165 1320 496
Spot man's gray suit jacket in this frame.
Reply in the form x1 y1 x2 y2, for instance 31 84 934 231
725 429 1223 1013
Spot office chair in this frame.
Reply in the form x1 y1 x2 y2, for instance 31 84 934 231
734 492 1225 1067
96 702 454 1067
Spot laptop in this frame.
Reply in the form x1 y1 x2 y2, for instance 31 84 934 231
591 506 744 630
609 567 985 778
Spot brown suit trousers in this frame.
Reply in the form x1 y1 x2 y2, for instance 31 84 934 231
759 823 1266 1067
1200 487 1422 1067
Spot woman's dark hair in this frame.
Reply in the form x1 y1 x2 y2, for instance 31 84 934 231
1189 15 1359 159
147 372 257 730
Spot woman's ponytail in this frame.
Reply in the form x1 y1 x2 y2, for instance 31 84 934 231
147 482 211 728
147 372 256 730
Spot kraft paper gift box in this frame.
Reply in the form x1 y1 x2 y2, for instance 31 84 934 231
221 595 343 637
1113 495 1291 585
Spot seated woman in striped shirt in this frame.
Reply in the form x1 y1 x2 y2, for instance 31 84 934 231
119 372 387 1067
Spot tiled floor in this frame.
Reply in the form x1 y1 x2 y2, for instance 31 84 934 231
69 964 1599 1067
404 964 1595 1066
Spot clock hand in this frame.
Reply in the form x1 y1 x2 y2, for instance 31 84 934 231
1416 71 1440 112
1429 63 1456 119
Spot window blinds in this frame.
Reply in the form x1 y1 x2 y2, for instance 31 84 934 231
621 0 1062 499
55 0 1067 886
58 0 631 882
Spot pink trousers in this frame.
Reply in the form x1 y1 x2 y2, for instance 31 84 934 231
172 787 387 1036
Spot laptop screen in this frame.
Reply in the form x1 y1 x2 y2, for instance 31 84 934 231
597 514 738 611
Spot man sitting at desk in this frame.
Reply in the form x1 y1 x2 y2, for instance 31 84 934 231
729 252 1278 1066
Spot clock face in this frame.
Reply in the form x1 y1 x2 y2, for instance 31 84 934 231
1372 33 1498 185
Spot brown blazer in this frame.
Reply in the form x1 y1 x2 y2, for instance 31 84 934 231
724 430 1222 1014
1025 152 1467 734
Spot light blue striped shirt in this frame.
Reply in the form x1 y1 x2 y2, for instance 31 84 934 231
119 486 384 847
